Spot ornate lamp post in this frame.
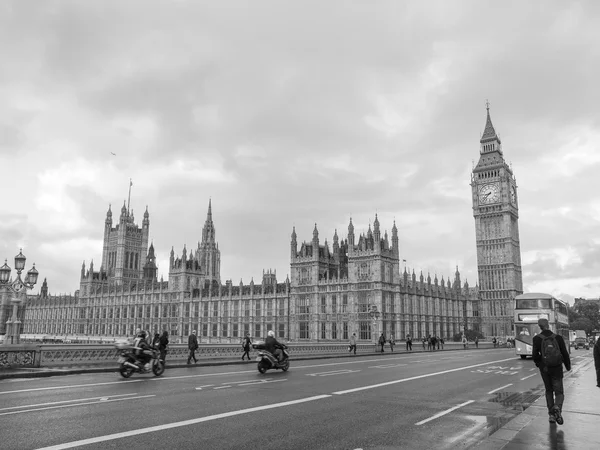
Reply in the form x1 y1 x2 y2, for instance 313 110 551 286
0 249 39 345
369 305 380 346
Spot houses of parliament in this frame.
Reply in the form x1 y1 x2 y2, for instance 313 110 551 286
14 107 523 342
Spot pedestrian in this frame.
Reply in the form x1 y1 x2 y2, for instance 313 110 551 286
379 333 386 352
422 337 426 350
158 330 169 363
406 334 412 351
475 336 479 348
241 333 252 360
349 333 357 355
462 335 467 350
427 335 433 351
187 330 198 364
506 337 512 349
151 332 160 348
389 335 395 352
440 337 444 349
594 335 600 388
492 336 497 348
436 336 440 350
533 318 571 424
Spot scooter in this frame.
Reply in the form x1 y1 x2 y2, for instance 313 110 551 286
115 342 165 378
254 343 290 374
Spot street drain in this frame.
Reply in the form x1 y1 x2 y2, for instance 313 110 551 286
488 390 542 411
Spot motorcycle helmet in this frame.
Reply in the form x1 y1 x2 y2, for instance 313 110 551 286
267 330 275 337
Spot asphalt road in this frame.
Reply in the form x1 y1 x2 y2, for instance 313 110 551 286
0 348 592 450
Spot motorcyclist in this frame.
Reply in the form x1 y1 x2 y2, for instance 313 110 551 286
133 331 152 370
265 330 285 362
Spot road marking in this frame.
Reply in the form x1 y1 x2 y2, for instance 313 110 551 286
368 364 407 369
226 379 270 384
36 395 332 449
332 357 516 395
415 400 475 426
0 380 142 396
214 386 231 390
487 383 513 394
238 379 287 386
197 385 214 388
0 393 137 412
520 374 536 381
0 395 155 417
307 369 360 377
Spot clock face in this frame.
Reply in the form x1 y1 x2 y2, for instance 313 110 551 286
479 183 500 204
510 185 517 205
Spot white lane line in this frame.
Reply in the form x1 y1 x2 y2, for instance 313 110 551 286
0 380 142 396
36 395 332 450
332 357 516 395
238 379 287 386
306 369 360 377
415 400 474 426
226 379 270 384
0 395 155 417
520 374 536 381
0 393 137 412
487 384 513 394
214 386 231 390
368 364 407 368
197 385 214 388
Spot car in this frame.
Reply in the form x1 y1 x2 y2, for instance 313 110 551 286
574 338 589 350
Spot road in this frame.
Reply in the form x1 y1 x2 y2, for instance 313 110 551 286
0 348 592 450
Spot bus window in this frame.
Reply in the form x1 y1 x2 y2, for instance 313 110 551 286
515 298 552 309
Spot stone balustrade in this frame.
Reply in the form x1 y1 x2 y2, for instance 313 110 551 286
0 341 494 368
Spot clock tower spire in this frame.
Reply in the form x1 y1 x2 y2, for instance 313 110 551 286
471 103 523 338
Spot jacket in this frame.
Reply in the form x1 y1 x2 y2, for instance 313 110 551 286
158 333 169 350
242 336 252 349
349 335 357 345
188 334 199 350
532 330 571 371
265 336 282 355
594 338 600 369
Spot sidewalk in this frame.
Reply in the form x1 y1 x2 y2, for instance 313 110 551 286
475 359 599 449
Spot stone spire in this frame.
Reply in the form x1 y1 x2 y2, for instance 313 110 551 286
480 101 501 144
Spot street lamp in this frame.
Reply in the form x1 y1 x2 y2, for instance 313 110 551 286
369 305 380 346
0 249 39 345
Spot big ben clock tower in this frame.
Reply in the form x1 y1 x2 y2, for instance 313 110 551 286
471 103 523 338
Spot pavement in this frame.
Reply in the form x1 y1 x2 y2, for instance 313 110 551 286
474 356 599 450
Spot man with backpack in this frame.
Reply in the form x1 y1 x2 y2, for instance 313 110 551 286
532 318 571 425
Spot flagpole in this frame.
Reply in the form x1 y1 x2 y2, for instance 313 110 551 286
127 178 132 214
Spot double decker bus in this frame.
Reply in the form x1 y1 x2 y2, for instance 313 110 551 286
514 293 569 359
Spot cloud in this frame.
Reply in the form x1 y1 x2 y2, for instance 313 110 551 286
1 0 599 300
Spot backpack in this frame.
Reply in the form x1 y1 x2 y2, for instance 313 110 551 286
541 333 563 367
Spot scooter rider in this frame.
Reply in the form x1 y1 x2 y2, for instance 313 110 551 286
265 330 285 362
133 331 152 370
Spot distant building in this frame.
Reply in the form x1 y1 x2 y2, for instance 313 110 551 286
573 298 600 309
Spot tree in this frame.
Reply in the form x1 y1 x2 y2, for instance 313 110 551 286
569 318 595 335
573 303 600 332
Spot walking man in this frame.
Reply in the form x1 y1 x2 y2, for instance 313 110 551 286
349 333 357 355
532 318 571 424
187 330 198 364
241 333 252 360
475 336 479 348
406 334 412 351
389 335 395 352
378 333 386 352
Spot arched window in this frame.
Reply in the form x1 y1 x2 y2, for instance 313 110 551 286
135 253 139 269
125 252 129 268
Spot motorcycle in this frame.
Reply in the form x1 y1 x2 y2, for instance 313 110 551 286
115 342 165 378
253 343 290 374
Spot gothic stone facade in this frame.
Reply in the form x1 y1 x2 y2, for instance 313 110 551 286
471 106 523 338
23 207 478 342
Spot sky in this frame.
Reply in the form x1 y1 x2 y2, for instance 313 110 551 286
1 1 599 304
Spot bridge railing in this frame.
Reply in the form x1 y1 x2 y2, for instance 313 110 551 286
0 341 494 368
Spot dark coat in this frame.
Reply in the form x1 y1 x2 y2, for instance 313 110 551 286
188 333 199 350
158 332 169 350
532 330 571 371
242 336 252 350
594 338 600 369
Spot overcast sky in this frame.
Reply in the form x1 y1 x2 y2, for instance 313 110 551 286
1 1 599 304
